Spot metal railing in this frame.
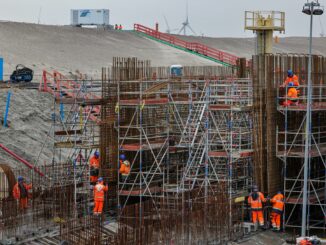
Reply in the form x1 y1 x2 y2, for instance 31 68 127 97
134 24 241 66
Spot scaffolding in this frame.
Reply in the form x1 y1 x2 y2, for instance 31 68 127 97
0 71 106 242
277 84 326 231
117 73 253 242
46 71 102 219
177 79 253 193
1 58 255 243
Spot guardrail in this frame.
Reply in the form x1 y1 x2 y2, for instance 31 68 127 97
134 24 240 67
39 70 101 123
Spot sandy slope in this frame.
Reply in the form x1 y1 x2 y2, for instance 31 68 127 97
1 21 325 78
176 34 326 58
0 22 216 78
0 89 53 168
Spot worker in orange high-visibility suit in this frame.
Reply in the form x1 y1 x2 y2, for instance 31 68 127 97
93 177 108 215
248 185 266 228
283 82 299 106
281 69 300 106
119 160 130 182
89 151 100 184
13 176 32 210
270 191 284 231
281 69 300 87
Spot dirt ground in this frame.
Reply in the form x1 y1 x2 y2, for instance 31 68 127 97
0 88 53 168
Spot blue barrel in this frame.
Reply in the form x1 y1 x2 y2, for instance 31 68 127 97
0 58 3 81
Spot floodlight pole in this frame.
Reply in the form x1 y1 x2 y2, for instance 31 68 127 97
301 0 318 237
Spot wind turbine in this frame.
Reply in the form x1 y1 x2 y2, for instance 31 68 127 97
37 6 42 24
163 15 179 34
178 0 196 36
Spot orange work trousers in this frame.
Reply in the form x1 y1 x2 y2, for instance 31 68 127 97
251 210 264 226
271 212 281 230
94 201 104 214
19 197 28 210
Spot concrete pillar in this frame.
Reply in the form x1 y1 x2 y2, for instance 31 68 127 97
256 30 273 54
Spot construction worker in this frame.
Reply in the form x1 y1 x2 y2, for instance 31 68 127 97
119 24 122 30
270 191 284 231
115 24 118 30
248 185 266 228
119 160 130 182
283 82 299 106
93 177 108 215
89 151 100 184
12 176 32 210
281 69 299 87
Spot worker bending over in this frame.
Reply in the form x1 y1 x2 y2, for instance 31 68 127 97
270 191 284 231
13 176 32 210
281 69 300 106
283 82 299 106
93 177 108 215
89 151 100 184
248 185 266 228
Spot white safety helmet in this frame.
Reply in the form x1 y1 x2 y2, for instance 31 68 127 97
123 160 130 166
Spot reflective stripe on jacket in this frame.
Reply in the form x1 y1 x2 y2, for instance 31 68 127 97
94 183 108 202
271 193 284 213
248 192 266 210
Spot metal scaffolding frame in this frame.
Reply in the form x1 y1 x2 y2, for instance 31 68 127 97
117 77 253 242
277 84 326 231
50 72 102 218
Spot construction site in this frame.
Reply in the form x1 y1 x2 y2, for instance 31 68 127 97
0 2 326 245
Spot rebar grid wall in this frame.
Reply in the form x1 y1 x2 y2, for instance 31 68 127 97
60 215 103 244
101 67 118 212
114 58 252 244
0 164 73 240
118 187 243 244
253 54 326 231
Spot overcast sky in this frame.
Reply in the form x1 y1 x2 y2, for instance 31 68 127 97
0 0 325 37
